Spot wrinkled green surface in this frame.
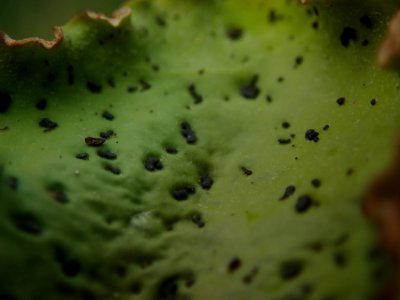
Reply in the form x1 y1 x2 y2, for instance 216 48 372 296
0 0 399 299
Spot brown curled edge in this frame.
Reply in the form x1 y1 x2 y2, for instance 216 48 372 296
364 135 400 300
0 6 131 50
379 10 400 69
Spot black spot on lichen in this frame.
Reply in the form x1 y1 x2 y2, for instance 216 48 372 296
240 75 260 99
323 124 330 131
227 27 243 40
36 98 47 110
312 21 319 30
97 150 117 160
39 118 58 131
100 130 114 139
346 168 354 176
243 267 259 284
333 252 347 268
191 213 205 228
282 122 290 129
241 166 253 176
296 195 312 213
144 156 163 171
171 185 196 201
188 84 203 104
85 137 105 147
86 81 102 93
336 97 345 106
278 138 291 145
127 86 137 93
305 129 319 142
268 9 282 23
165 146 178 154
12 213 42 235
76 152 89 160
294 56 303 68
281 261 303 280
311 178 321 188
340 27 357 47
155 15 167 27
108 78 115 87
370 99 377 106
102 111 115 121
360 15 373 29
199 174 213 190
227 257 241 273
181 121 197 144
280 185 296 200
139 79 151 91
104 163 121 175
6 176 18 190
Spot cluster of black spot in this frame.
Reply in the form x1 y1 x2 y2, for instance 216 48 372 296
171 185 196 201
280 185 296 200
39 118 58 131
86 81 102 93
240 75 260 99
295 195 313 213
305 129 319 142
340 27 357 47
188 84 203 104
281 260 303 280
227 257 241 273
97 150 117 160
191 213 205 228
199 174 213 190
227 27 243 40
181 121 197 144
144 156 163 171
102 110 115 121
100 130 114 139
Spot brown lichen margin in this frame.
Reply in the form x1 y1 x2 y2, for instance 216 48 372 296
378 10 400 69
0 27 63 49
363 134 400 300
0 6 132 50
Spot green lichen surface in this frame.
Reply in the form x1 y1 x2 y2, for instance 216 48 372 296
0 0 398 299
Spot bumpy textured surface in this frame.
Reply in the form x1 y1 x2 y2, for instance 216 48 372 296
0 0 399 299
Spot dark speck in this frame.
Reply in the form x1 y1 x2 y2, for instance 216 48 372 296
294 56 303 68
278 138 291 145
346 168 354 176
340 27 357 47
311 178 321 188
370 99 377 106
228 258 241 272
282 122 290 129
200 174 213 190
181 121 197 144
39 118 58 131
97 150 117 160
323 124 330 131
336 97 345 106
281 261 303 280
241 166 253 176
86 81 102 93
188 84 203 104
334 252 347 268
165 146 178 154
172 185 196 201
85 137 105 147
191 214 205 228
100 130 114 139
241 75 260 99
76 153 89 160
144 156 163 171
312 21 319 30
305 129 319 142
105 163 121 175
360 15 373 29
227 27 243 40
139 79 151 91
280 185 296 200
296 195 313 213
36 99 47 110
50 190 69 204
102 111 114 121
155 15 167 27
